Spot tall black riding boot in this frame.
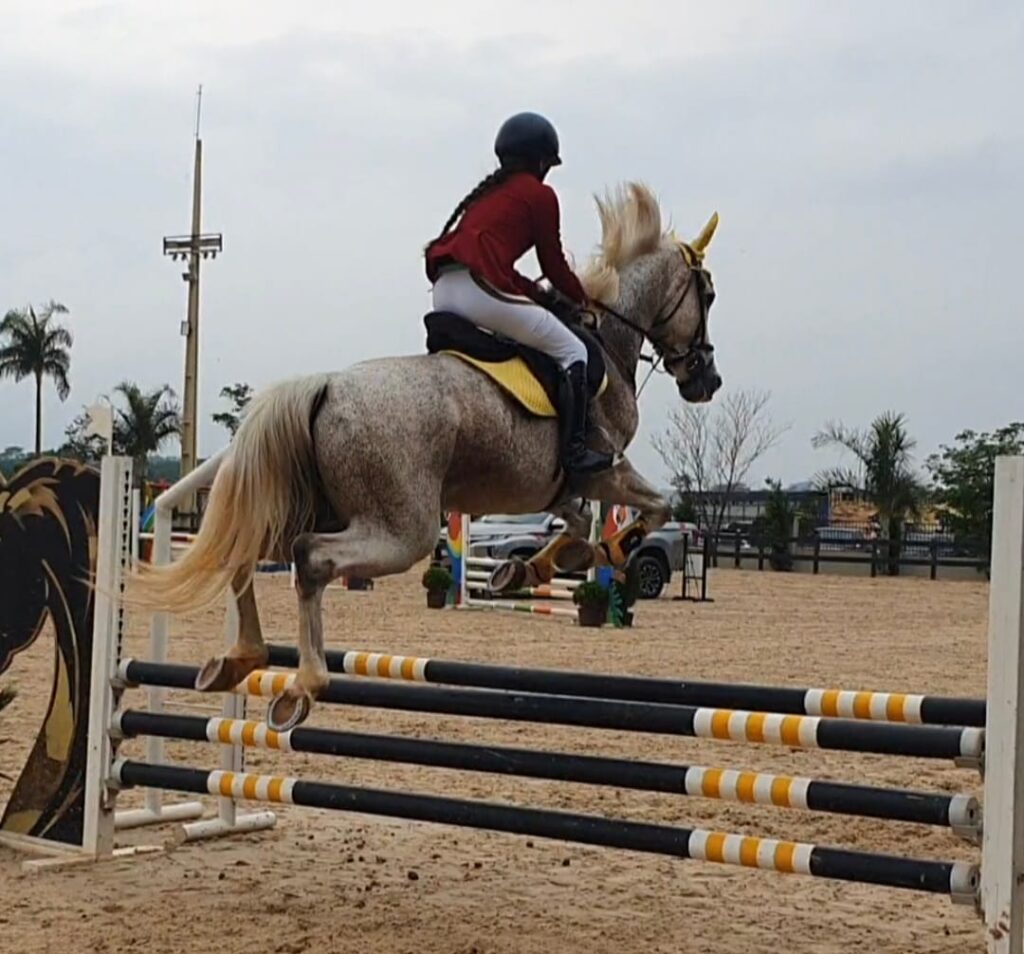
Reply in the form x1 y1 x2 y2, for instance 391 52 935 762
558 361 613 476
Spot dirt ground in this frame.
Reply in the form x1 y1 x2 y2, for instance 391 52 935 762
1 568 990 954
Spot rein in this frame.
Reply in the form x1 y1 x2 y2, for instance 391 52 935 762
591 247 714 393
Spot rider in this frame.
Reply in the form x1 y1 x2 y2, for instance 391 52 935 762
425 111 613 476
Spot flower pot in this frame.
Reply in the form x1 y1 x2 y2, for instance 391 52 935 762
576 603 607 628
426 589 448 609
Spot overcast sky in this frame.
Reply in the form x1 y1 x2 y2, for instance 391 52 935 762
2 1 1021 487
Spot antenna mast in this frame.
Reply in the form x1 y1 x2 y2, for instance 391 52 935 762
162 85 223 515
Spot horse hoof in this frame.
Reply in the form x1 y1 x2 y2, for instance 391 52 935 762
195 653 266 693
552 539 594 574
267 688 313 731
488 559 527 594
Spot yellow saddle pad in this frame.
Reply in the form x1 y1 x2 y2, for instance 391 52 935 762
442 351 608 419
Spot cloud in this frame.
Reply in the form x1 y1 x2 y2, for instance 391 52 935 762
1 0 1021 488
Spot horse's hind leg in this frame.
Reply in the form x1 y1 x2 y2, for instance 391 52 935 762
194 565 269 692
267 515 437 731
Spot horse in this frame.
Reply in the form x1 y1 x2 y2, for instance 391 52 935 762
130 183 723 731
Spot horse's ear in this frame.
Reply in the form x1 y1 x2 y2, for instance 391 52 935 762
691 212 719 256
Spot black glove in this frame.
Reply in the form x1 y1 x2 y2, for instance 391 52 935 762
550 291 582 323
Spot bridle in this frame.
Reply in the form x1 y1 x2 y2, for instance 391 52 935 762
592 244 715 390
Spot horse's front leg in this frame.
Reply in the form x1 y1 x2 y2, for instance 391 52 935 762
581 459 672 567
582 459 672 568
487 500 593 593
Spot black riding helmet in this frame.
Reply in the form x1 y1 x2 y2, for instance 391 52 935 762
494 112 562 167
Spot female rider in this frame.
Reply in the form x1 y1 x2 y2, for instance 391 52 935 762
425 111 611 476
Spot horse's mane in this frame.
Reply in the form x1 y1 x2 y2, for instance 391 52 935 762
580 182 672 303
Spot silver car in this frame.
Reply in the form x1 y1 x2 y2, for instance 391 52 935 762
468 513 568 560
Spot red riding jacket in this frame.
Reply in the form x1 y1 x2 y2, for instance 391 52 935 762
425 171 588 307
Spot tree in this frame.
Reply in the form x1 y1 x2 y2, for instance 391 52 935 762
653 388 788 533
927 423 1024 562
0 445 28 478
58 408 109 464
213 382 253 438
672 495 699 523
0 301 72 454
813 411 925 575
794 498 823 538
112 382 181 486
755 478 796 571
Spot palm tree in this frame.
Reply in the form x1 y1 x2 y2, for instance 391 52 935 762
112 382 181 487
813 411 925 575
0 302 72 454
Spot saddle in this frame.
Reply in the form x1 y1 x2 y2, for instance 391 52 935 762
424 312 606 418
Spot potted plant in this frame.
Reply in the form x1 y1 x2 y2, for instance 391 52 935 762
572 581 610 628
421 564 453 609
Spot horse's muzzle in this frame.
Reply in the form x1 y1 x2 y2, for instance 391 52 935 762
678 369 722 404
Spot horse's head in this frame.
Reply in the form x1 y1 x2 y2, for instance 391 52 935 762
582 185 723 404
655 216 722 403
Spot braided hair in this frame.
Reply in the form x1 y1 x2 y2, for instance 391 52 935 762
426 158 538 252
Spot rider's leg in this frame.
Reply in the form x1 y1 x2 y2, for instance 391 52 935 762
556 358 614 476
432 270 612 474
433 269 583 364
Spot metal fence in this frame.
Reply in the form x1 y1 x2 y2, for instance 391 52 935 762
709 534 988 580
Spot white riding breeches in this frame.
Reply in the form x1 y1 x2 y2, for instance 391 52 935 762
431 268 587 370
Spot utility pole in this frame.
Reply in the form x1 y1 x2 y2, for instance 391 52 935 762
163 86 222 517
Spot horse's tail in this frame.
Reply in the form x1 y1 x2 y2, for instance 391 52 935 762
130 374 331 612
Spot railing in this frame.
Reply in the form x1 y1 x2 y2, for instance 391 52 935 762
709 534 988 580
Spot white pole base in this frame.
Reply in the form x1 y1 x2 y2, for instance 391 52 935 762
115 801 206 830
21 845 167 873
0 831 167 872
175 810 277 844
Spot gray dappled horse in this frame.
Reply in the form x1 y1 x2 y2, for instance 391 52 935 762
131 184 723 731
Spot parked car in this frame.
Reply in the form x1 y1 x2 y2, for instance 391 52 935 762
814 526 868 551
902 531 956 558
467 513 567 561
713 530 754 553
437 513 695 599
631 521 700 600
435 513 563 562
